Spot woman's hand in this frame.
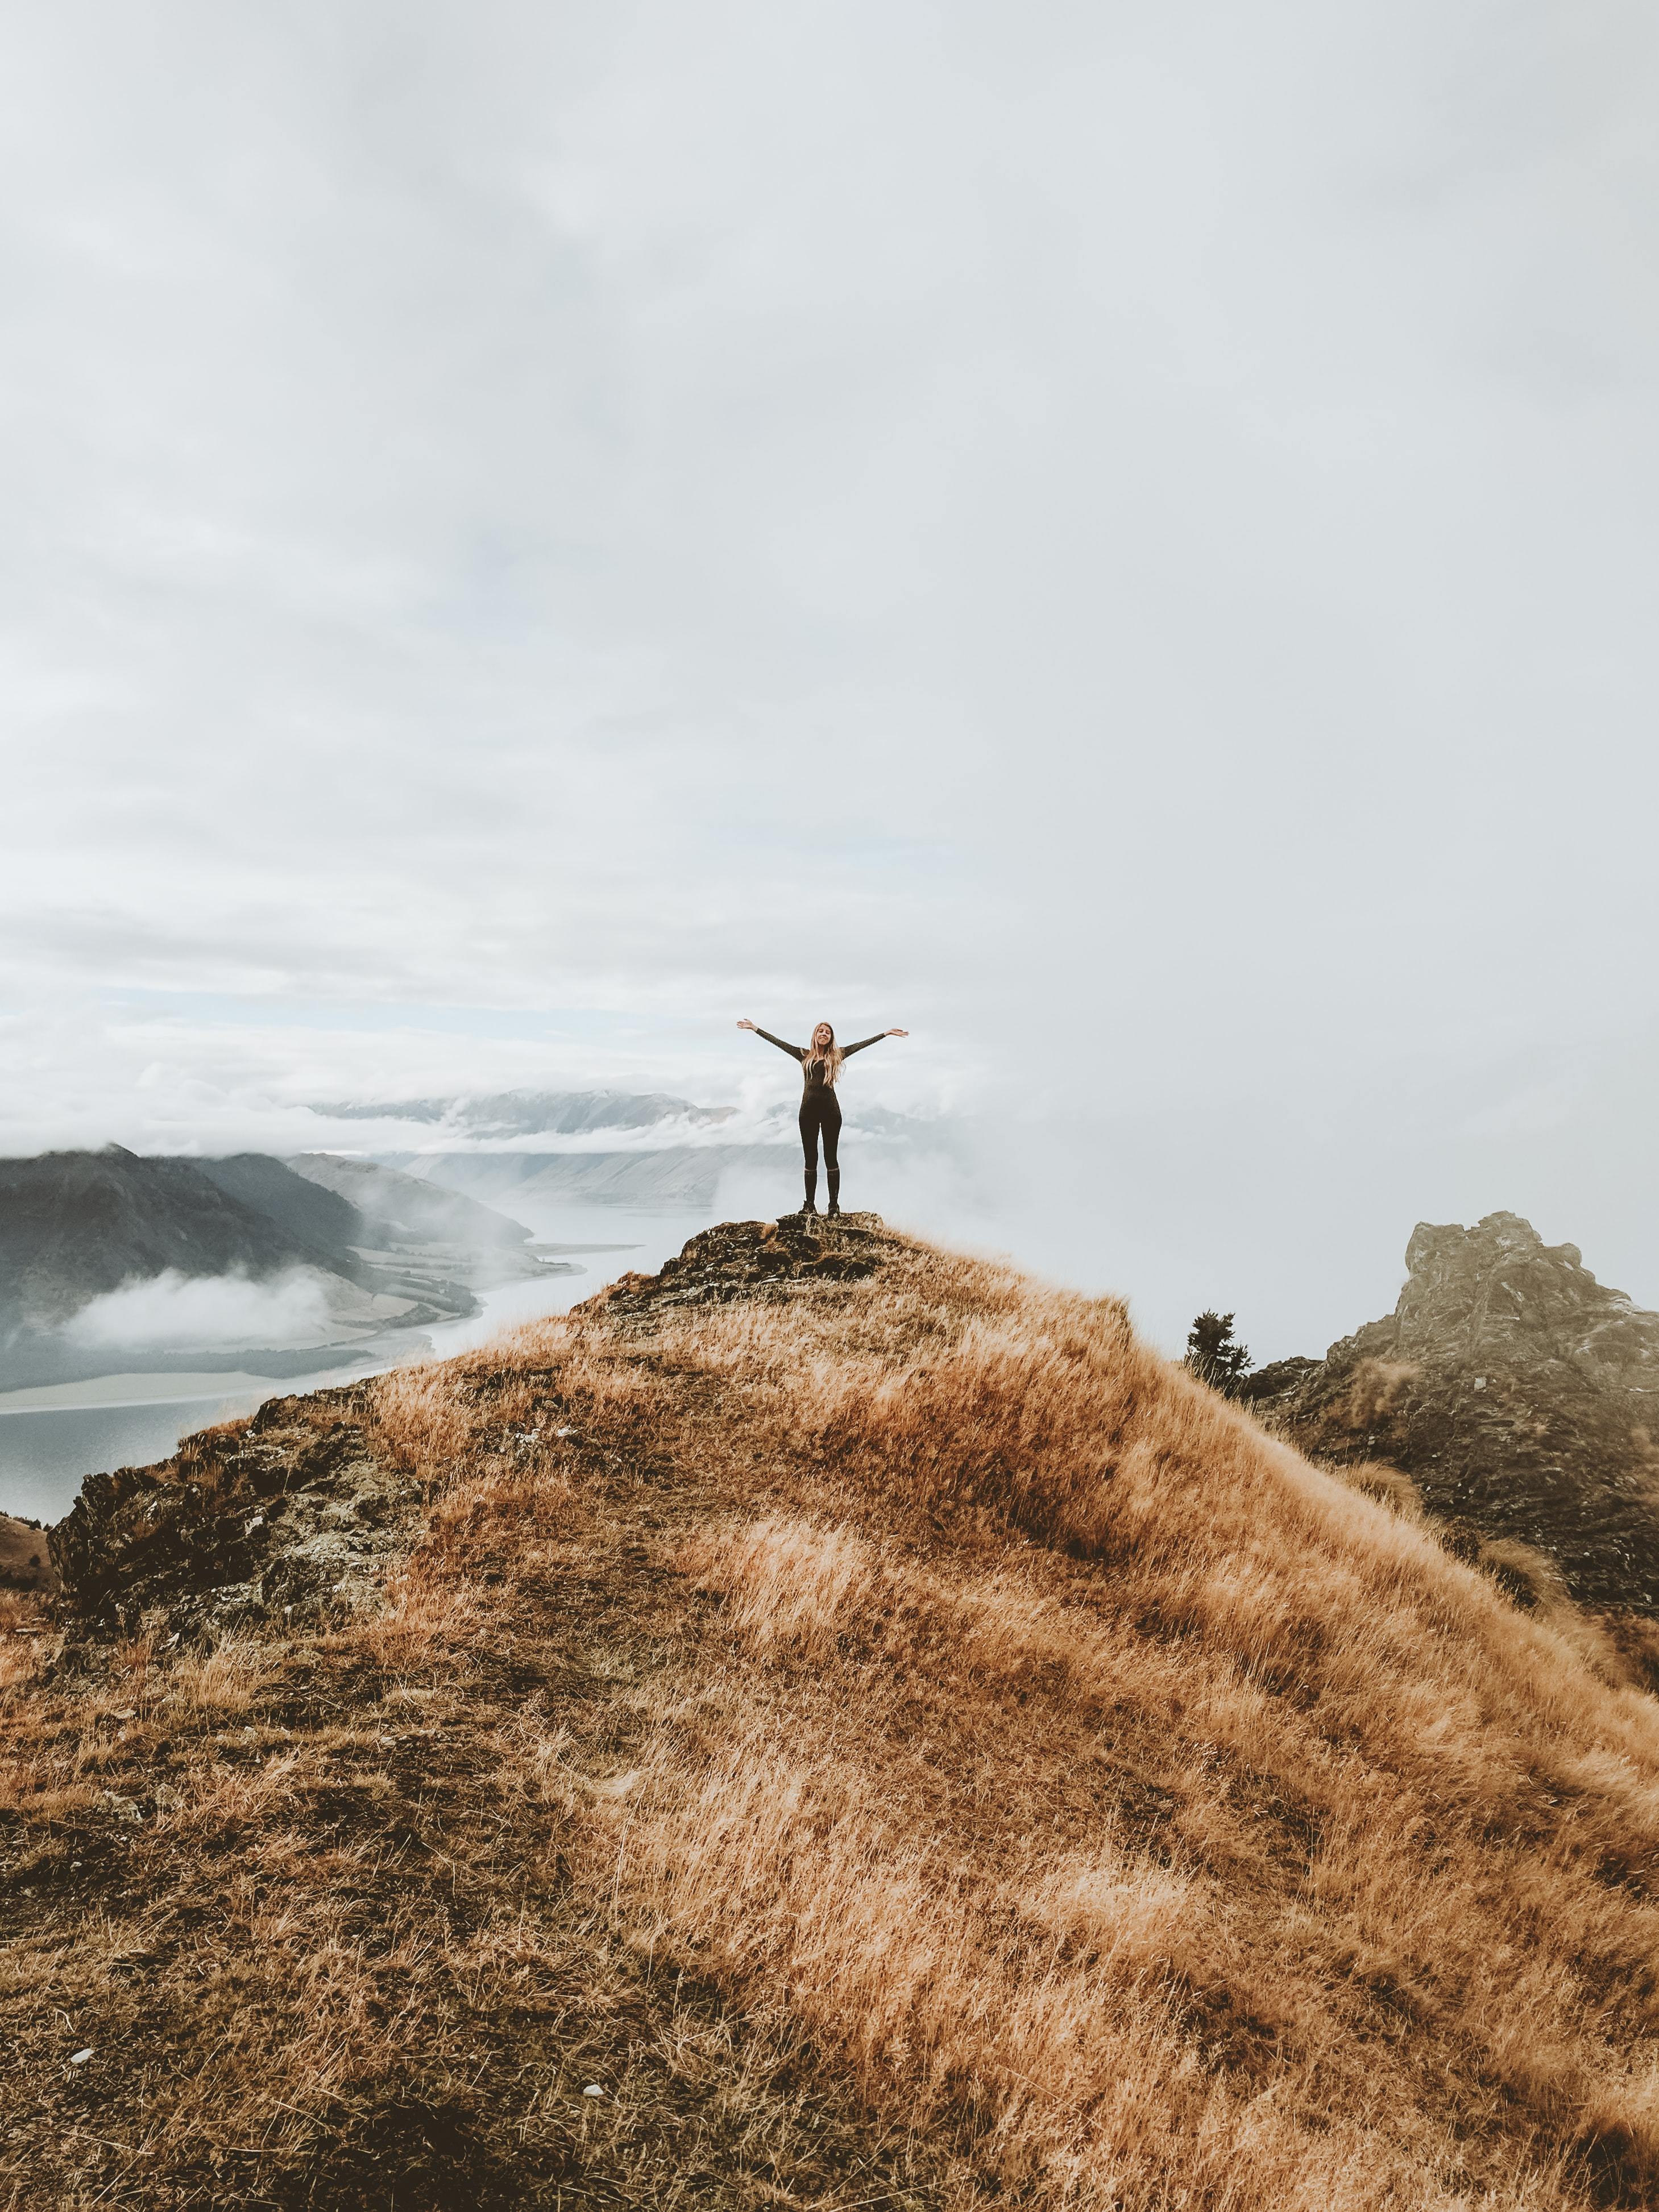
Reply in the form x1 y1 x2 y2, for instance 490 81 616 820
736 1018 757 1031
886 1027 909 1037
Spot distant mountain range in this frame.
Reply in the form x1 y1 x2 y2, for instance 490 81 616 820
397 1145 792 1210
0 1148 374 1331
285 1153 533 1248
312 1089 737 1137
0 1147 554 1389
314 1085 943 1150
0 1086 955 1384
317 1086 958 1211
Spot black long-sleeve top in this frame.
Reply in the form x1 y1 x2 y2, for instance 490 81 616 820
753 1028 886 1095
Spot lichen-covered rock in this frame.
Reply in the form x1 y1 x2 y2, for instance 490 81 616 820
48 1385 416 1637
1246 1213 1659 1612
590 1213 893 1316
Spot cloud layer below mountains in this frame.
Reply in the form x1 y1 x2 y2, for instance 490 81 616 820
62 1269 337 1354
3 5 1658 1354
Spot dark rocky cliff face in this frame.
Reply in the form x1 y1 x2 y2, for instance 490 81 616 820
1246 1212 1659 1613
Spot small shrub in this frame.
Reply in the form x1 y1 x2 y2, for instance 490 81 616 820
1184 1309 1253 1396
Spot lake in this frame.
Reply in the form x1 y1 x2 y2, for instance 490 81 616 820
0 1205 717 1524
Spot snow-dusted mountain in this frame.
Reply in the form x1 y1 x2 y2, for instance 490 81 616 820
310 1089 736 1139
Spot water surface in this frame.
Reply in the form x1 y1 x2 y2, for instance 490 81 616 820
0 1375 362 1524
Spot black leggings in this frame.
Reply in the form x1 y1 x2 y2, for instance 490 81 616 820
799 1090 841 1173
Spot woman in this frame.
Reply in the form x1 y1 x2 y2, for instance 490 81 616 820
737 1017 908 1218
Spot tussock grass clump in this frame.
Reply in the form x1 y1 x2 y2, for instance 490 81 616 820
4 1222 1659 2209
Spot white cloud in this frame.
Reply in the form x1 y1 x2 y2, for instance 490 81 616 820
3 3 1658 1354
62 1269 336 1352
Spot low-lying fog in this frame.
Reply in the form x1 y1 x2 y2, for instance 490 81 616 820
62 1267 339 1352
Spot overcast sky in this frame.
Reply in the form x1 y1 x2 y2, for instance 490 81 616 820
5 2 1659 1354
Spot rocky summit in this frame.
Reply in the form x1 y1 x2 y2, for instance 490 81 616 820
1246 1211 1659 1613
594 1211 889 1315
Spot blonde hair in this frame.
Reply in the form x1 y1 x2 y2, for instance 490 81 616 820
804 1023 844 1086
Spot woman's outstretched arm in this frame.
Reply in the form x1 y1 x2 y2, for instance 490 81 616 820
737 1019 804 1060
840 1028 909 1058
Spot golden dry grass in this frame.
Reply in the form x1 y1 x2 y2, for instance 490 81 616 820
4 1223 1659 2208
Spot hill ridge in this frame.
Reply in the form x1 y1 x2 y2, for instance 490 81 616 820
6 1218 1659 2209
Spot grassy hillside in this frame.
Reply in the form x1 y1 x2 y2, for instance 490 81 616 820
5 1219 1659 2209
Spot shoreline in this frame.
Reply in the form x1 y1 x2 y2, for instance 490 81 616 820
0 1364 381 1417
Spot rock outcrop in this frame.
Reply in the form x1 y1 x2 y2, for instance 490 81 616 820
591 1213 891 1314
1246 1213 1659 1612
47 1388 414 1638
